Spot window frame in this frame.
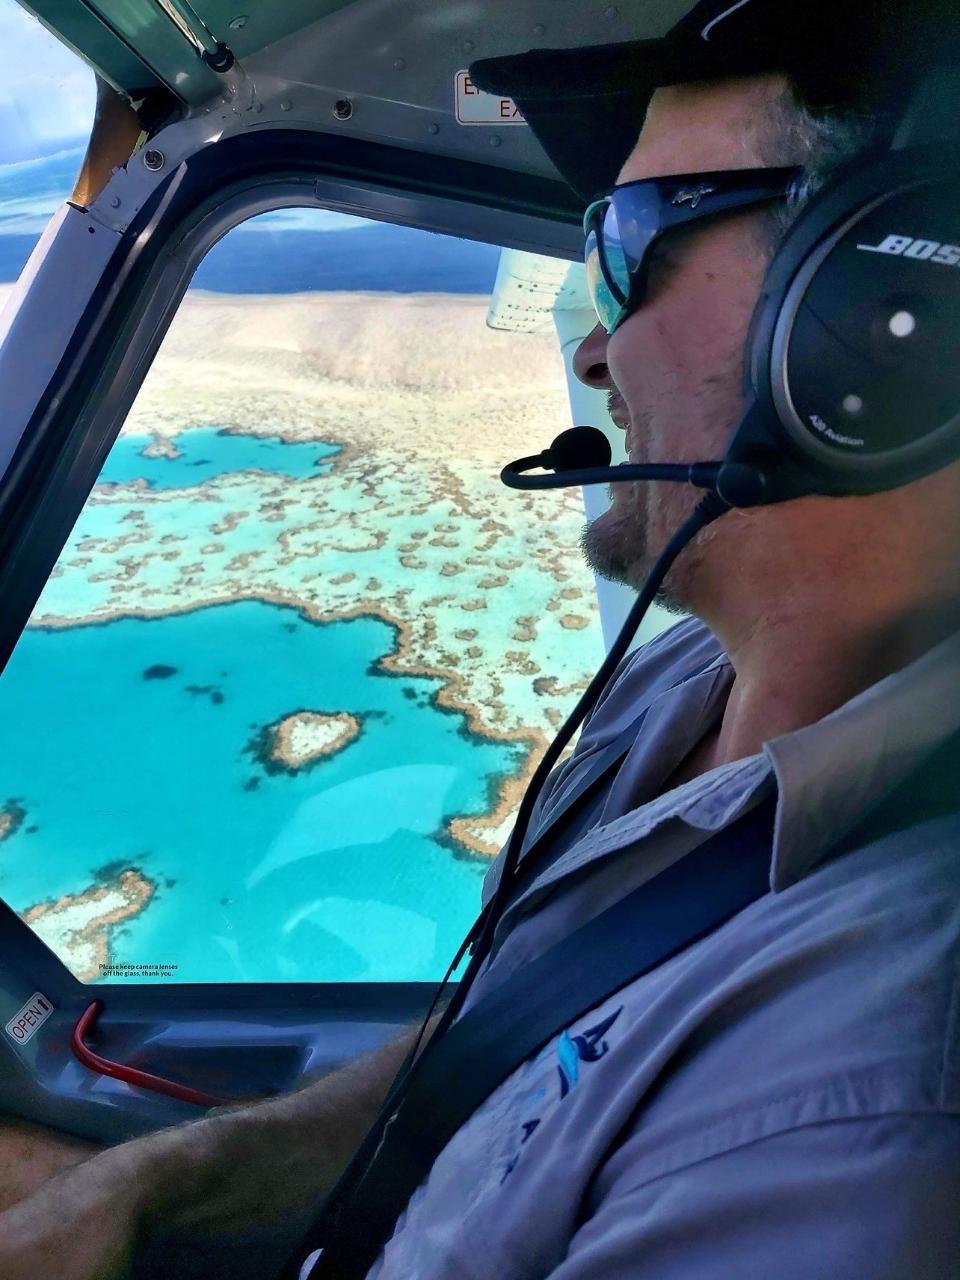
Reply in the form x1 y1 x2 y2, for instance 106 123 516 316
0 895 447 1144
0 126 583 673
0 132 588 1141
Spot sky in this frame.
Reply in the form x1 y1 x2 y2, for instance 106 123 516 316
0 0 95 163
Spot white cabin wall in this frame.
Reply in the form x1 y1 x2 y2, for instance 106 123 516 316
553 307 676 653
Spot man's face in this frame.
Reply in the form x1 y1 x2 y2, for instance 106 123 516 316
576 75 786 600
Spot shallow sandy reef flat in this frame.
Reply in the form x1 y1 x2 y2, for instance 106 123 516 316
264 710 362 771
128 289 582 469
18 289 604 855
22 869 155 983
0 801 25 843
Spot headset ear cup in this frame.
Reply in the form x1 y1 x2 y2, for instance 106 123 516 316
730 145 960 500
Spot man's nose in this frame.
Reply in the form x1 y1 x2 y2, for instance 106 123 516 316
572 323 613 390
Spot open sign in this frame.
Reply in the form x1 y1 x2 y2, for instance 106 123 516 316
5 992 53 1046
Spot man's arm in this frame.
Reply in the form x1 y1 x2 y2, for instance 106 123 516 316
145 1020 425 1238
0 1020 425 1280
0 1119 98 1213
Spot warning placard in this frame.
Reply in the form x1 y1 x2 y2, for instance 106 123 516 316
455 71 526 125
5 992 54 1046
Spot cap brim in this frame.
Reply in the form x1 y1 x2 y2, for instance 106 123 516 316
470 33 780 200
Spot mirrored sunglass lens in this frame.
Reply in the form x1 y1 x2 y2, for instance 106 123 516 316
601 202 632 301
584 229 623 333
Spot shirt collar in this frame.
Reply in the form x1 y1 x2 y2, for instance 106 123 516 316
765 626 960 890
488 621 960 914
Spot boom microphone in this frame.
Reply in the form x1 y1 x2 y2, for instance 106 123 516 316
501 425 767 506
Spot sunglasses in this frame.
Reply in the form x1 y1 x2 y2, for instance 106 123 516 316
583 166 803 334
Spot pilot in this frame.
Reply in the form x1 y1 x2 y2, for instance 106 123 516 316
2 0 960 1277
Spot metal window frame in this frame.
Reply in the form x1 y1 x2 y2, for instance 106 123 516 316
0 126 582 674
0 133 586 1141
0 898 448 1143
20 0 215 101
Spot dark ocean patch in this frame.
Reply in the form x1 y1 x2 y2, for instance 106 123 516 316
0 222 502 291
191 221 501 295
0 234 40 283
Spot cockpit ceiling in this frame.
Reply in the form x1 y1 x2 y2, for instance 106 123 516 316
18 0 694 187
22 0 696 98
188 0 695 71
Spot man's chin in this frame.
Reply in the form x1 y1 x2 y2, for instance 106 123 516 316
579 509 647 589
579 510 690 616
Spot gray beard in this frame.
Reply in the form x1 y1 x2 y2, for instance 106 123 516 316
585 358 747 614
581 404 654 589
579 494 648 588
580 506 689 615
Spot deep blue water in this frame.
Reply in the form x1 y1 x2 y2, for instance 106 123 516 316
0 148 83 211
0 149 502 292
0 601 511 983
99 428 342 489
0 224 502 291
191 222 501 295
0 235 41 282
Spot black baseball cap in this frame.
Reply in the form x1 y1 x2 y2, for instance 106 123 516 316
469 0 959 199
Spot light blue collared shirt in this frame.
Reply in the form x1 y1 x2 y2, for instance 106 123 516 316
360 617 960 1280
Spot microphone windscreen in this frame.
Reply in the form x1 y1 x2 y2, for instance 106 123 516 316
545 426 612 473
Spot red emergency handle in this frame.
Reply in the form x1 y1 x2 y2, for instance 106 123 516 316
72 1000 229 1109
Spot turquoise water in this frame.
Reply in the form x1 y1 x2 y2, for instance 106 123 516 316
0 602 512 983
99 428 341 490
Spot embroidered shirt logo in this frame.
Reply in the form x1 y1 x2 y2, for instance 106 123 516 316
500 1006 624 1184
557 1007 623 1097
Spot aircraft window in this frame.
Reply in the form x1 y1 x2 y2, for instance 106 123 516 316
0 207 602 983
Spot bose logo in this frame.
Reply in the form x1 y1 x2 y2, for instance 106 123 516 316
857 234 960 265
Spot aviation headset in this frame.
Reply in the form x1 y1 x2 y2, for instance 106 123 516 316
505 143 960 507
473 70 960 982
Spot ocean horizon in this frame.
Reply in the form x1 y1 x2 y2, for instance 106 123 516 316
0 147 503 292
